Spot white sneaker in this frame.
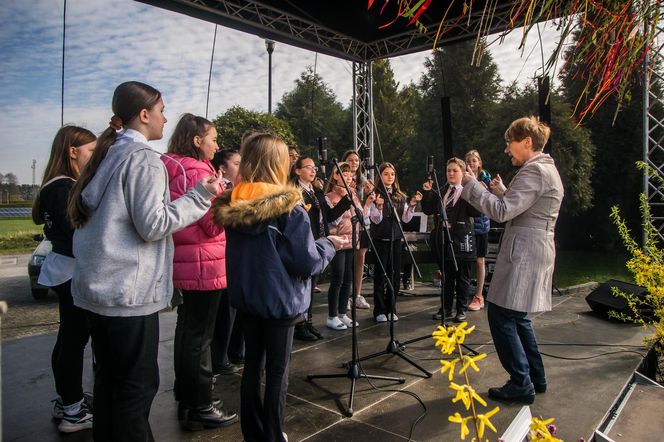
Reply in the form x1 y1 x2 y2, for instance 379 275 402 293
388 313 399 321
375 314 388 323
338 314 358 328
326 316 347 330
356 296 371 309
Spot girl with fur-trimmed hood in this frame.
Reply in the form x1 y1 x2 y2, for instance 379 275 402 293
212 132 344 442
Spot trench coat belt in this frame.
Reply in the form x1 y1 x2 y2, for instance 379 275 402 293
508 218 555 232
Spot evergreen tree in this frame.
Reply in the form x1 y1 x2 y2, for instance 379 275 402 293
559 31 664 250
416 40 502 165
274 67 351 159
212 106 296 150
371 60 422 193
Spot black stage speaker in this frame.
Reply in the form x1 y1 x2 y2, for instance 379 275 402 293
585 279 648 317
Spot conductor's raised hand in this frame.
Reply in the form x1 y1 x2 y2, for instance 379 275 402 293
201 173 224 195
422 179 433 191
461 164 476 186
490 174 506 196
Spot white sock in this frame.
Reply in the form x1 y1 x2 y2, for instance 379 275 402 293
63 398 84 416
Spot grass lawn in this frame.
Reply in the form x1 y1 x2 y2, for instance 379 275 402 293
410 249 632 289
0 218 42 255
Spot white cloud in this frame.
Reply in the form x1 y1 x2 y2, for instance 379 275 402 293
0 0 564 184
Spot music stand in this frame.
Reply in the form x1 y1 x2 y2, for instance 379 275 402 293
401 167 479 356
307 159 405 417
352 163 431 378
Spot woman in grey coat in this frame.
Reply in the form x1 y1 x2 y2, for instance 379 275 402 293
460 116 564 404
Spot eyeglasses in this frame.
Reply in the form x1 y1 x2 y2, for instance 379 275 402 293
301 165 318 171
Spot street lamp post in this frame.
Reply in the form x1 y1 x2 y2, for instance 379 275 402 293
265 39 276 114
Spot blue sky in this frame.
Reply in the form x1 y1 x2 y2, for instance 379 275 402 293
0 0 564 185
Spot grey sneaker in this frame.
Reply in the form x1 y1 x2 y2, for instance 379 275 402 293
58 405 93 433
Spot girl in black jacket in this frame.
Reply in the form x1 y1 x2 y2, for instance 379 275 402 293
32 126 96 433
421 157 480 323
370 162 421 322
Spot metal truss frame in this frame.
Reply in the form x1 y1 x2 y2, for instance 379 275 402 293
353 61 374 179
644 2 664 243
138 0 517 62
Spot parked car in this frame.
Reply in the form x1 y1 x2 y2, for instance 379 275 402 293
28 236 52 300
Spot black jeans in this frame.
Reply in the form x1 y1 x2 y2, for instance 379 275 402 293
211 289 237 372
240 312 294 442
87 312 159 442
327 249 353 317
442 259 472 315
174 290 221 408
51 280 90 406
372 239 402 318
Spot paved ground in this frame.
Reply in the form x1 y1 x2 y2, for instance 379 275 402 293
1 275 652 442
0 254 60 341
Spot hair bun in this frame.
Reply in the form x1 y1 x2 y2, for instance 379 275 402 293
109 115 123 130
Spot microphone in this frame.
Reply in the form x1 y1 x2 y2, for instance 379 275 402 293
427 155 434 175
317 137 327 176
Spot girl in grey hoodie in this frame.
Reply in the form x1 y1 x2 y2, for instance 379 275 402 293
68 81 222 441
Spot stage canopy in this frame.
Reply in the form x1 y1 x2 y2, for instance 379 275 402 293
136 0 558 62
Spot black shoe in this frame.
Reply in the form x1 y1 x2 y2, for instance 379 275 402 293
453 312 467 323
216 362 241 376
534 382 547 394
178 399 222 421
229 355 244 365
306 322 323 339
294 323 318 341
488 382 535 404
432 312 442 321
185 405 238 431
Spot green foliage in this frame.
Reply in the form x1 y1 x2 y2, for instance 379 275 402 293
212 106 296 150
416 40 501 160
274 67 351 158
372 60 422 193
477 83 595 216
610 162 664 353
0 218 40 255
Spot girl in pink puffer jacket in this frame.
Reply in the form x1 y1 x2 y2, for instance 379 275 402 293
162 113 237 431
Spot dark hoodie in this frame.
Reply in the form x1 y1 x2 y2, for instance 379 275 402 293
213 183 335 320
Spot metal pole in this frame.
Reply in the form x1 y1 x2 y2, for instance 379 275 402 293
265 40 275 114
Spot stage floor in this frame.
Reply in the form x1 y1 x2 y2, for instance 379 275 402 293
2 282 650 441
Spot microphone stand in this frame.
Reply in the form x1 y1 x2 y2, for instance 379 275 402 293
401 169 479 356
307 159 405 417
353 163 431 378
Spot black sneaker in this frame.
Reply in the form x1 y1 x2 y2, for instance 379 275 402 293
306 322 323 339
216 362 241 376
453 312 467 323
185 405 238 431
52 393 93 420
294 323 318 341
58 405 93 433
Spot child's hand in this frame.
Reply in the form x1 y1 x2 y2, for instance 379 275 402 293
327 235 348 250
410 191 423 206
201 174 223 195
375 193 384 211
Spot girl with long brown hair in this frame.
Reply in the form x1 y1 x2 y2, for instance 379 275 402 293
32 125 96 433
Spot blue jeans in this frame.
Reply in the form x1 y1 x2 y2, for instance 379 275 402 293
487 302 545 390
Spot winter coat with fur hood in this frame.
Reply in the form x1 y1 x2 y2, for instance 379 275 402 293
213 183 336 320
162 153 226 291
